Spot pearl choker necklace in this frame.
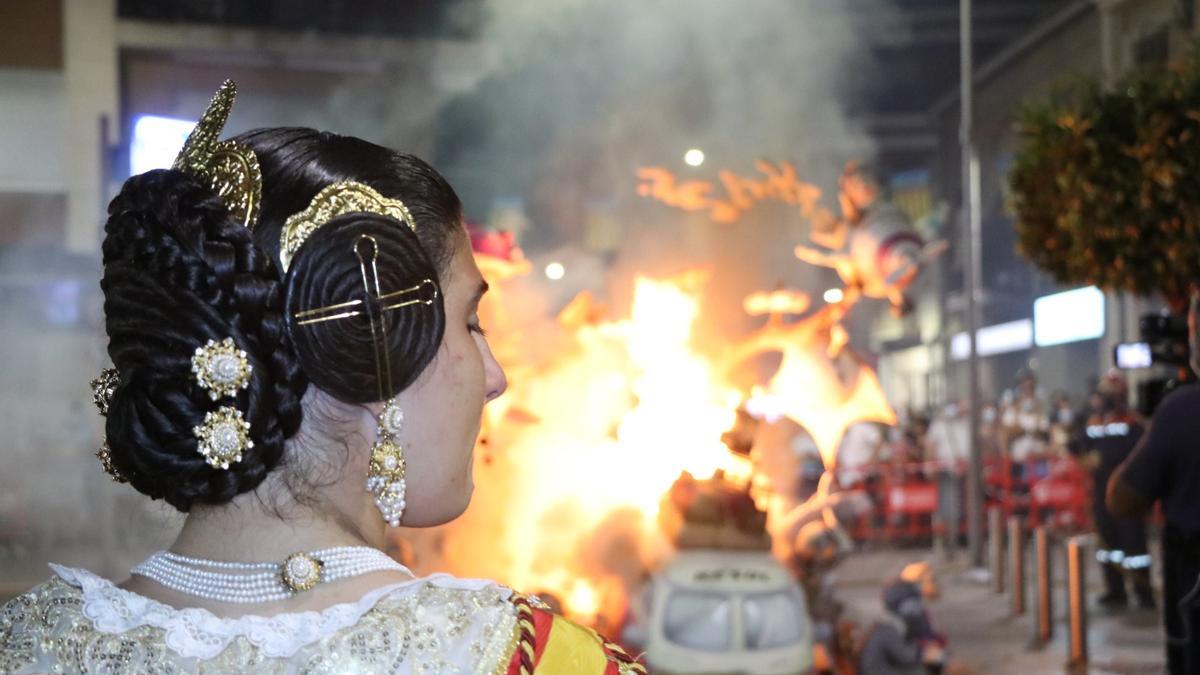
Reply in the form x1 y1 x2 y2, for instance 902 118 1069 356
131 546 410 604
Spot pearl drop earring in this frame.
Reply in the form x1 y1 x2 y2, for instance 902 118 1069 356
366 398 406 527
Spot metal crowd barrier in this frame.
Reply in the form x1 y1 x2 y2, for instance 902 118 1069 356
844 456 1091 544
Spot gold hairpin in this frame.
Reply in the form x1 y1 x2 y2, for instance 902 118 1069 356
193 406 253 470
90 368 128 483
191 337 253 400
292 279 437 326
95 442 127 484
91 368 119 416
172 80 262 229
189 337 254 470
278 182 416 272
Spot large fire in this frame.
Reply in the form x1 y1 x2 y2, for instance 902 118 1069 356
413 259 895 629
446 272 744 620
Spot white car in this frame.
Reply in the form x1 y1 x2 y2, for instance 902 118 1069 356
644 549 814 674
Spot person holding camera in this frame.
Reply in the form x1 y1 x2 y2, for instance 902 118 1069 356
1108 289 1200 674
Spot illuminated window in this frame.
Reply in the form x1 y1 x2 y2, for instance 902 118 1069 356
1034 286 1105 347
130 115 195 175
950 319 1034 360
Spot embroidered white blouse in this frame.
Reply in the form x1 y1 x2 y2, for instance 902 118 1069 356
0 564 521 674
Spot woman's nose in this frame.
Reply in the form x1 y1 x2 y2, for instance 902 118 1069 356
484 348 507 402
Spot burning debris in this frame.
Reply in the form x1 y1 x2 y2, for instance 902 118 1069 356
793 163 948 316
659 471 770 551
729 285 896 468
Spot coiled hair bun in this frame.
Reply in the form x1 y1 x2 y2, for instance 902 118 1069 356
237 127 463 403
101 169 307 512
284 214 446 402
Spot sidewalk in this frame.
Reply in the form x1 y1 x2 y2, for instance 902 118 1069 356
835 546 1166 674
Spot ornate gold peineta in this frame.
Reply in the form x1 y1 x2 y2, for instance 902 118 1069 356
171 80 262 229
279 182 417 272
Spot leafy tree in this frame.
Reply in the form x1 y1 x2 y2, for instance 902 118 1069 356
1010 48 1200 310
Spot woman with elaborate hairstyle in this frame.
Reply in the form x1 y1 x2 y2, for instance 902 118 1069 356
0 81 644 674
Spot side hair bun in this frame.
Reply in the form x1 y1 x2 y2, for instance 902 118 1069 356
101 169 308 511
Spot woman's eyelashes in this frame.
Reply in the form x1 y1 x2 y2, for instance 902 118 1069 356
468 320 487 337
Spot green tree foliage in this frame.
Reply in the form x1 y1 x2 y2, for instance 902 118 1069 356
1010 49 1200 310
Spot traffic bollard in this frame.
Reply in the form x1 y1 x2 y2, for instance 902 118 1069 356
1009 515 1025 615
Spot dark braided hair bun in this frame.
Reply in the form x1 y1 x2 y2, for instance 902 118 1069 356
101 169 307 512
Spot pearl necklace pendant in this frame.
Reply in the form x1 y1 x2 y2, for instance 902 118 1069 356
280 552 323 592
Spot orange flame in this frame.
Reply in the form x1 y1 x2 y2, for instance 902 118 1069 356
432 268 891 622
436 271 745 619
567 580 600 623
728 290 896 470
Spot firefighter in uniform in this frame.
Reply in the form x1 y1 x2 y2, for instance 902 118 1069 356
1082 371 1155 609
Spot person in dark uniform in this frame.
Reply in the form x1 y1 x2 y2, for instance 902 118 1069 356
1109 289 1200 674
1083 371 1154 610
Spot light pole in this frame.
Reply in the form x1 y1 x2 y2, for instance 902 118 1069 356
960 0 985 567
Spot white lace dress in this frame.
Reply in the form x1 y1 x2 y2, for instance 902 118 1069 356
0 564 521 674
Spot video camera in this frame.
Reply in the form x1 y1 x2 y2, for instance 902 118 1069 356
1114 313 1194 416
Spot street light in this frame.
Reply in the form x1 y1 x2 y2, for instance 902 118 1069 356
684 148 705 167
545 262 565 281
823 288 844 304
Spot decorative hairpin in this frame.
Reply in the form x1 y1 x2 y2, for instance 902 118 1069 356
91 368 119 417
189 336 254 470
90 368 128 483
95 442 125 483
172 80 262 229
193 406 253 469
278 182 417 272
192 338 253 400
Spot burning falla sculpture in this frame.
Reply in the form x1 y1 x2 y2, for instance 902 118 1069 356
795 162 947 317
653 162 949 671
732 285 896 464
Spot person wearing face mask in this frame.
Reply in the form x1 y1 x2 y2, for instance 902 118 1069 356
1049 392 1075 456
1109 285 1200 674
1083 371 1155 610
924 400 969 553
1007 371 1049 464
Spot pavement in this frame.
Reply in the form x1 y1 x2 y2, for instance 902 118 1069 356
835 543 1167 675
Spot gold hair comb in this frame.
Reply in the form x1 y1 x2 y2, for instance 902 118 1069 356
278 182 416 272
172 80 262 229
